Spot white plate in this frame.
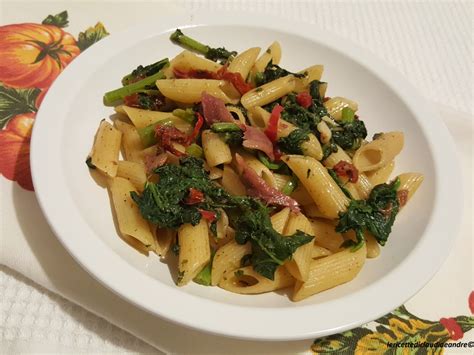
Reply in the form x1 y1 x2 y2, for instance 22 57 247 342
31 12 462 341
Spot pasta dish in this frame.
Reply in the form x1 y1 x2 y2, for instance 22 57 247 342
86 30 423 301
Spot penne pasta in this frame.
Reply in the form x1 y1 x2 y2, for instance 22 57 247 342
211 240 251 286
221 164 246 196
323 145 372 199
323 96 358 121
153 227 176 257
177 219 211 286
294 65 324 92
202 130 232 167
309 218 345 252
91 32 423 302
270 207 291 234
219 265 294 295
90 120 122 177
292 243 366 301
228 47 261 80
396 172 424 202
117 160 147 191
252 41 282 74
283 212 315 281
283 155 350 218
366 160 395 186
241 75 295 109
164 50 222 77
108 177 155 248
156 79 238 104
113 119 144 163
352 132 404 172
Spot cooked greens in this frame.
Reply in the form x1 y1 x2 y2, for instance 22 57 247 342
131 157 313 280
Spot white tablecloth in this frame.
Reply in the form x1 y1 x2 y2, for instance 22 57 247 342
1 0 472 353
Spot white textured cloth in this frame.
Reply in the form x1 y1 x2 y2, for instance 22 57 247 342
1 0 472 354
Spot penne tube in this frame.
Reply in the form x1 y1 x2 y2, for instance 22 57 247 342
292 243 366 301
156 79 238 104
311 245 332 259
283 212 315 282
108 177 155 248
323 145 372 199
273 173 291 191
164 50 222 77
121 105 178 129
240 153 277 188
113 119 144 163
309 219 345 252
211 240 251 286
202 130 232 167
116 160 147 192
152 227 176 257
396 172 424 202
352 132 404 173
323 97 358 121
221 164 246 196
283 155 350 218
89 120 122 177
294 65 324 92
241 75 295 109
228 47 261 80
366 160 395 186
177 219 211 286
270 207 291 234
219 265 294 295
303 204 329 219
251 41 282 74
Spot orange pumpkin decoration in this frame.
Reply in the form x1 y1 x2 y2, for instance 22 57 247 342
0 23 80 89
0 112 35 190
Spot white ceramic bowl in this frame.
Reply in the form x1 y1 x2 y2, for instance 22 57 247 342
31 12 462 340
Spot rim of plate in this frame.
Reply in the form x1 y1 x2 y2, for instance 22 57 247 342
31 11 463 341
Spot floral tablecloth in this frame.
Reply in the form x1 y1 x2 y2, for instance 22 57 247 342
1 1 473 353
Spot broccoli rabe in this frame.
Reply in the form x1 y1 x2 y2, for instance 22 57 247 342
131 157 313 280
170 29 237 63
336 178 402 250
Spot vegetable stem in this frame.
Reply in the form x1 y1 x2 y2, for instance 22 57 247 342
170 29 209 56
103 70 166 105
211 122 241 133
137 119 173 147
281 177 298 195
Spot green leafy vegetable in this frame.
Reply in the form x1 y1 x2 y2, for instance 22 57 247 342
331 119 367 151
131 157 234 229
170 29 237 63
322 142 338 160
234 199 314 280
0 85 39 129
77 22 109 51
121 58 169 86
219 131 243 146
131 157 313 280
336 178 401 249
42 10 69 28
256 61 305 86
277 128 310 154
